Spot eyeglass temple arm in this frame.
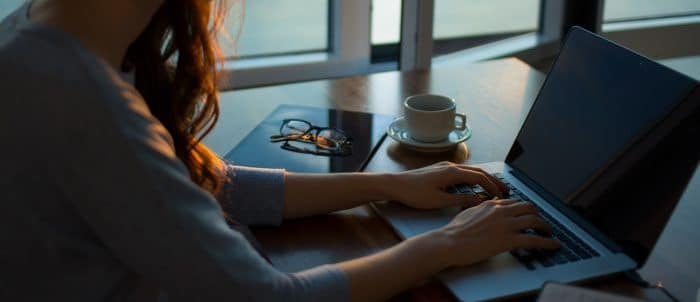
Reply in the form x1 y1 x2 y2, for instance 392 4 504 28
280 143 350 156
269 133 316 142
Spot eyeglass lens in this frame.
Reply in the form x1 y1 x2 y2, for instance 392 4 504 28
281 120 311 136
316 129 347 149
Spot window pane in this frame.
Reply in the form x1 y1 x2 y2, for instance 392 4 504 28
371 0 402 45
433 0 540 39
225 0 329 58
0 0 25 20
0 0 328 59
604 0 700 22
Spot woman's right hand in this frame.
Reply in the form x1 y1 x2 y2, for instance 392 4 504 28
338 198 561 302
431 199 560 268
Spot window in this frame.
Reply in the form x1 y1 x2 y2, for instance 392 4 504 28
223 0 373 88
432 0 540 56
0 0 330 60
369 0 542 64
370 0 401 63
433 0 540 39
604 0 700 22
226 0 329 58
0 0 24 20
371 0 401 45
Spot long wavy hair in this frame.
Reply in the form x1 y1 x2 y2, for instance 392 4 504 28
123 0 232 196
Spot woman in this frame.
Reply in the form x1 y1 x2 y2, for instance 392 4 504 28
0 0 558 301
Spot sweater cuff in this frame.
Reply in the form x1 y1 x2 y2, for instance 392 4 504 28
292 265 351 302
218 165 286 226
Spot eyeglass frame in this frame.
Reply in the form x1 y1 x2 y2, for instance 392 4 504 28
269 118 352 156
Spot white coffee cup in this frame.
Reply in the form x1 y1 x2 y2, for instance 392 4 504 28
404 94 467 142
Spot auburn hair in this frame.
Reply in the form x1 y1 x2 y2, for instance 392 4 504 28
124 0 232 196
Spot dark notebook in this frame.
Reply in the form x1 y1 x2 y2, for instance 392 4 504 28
224 105 393 173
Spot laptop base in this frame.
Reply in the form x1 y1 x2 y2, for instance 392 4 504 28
372 162 636 301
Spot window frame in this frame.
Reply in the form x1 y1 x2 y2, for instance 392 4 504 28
220 0 372 89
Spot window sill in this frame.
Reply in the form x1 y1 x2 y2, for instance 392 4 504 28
602 14 700 60
603 14 700 32
224 52 330 71
432 33 544 65
218 51 373 90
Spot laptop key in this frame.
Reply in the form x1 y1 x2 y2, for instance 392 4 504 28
452 183 492 200
552 252 570 264
582 246 600 257
511 249 534 260
456 184 472 194
562 249 581 262
580 251 593 259
535 253 555 267
569 244 592 258
446 185 458 194
510 249 536 270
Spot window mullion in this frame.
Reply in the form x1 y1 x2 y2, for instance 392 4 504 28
540 0 604 44
400 0 434 70
332 0 372 69
539 0 566 43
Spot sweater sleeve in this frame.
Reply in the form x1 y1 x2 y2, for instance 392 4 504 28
55 73 350 302
217 164 286 226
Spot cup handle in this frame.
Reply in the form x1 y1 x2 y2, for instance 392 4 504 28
455 113 467 130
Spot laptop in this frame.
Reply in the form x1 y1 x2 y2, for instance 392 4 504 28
373 26 700 301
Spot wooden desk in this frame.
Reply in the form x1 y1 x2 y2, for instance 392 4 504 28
208 58 699 301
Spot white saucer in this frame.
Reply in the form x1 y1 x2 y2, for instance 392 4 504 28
386 117 472 152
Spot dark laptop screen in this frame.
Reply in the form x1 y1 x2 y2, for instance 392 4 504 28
506 28 698 260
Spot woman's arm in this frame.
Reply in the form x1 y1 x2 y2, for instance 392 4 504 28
283 172 390 219
283 161 509 219
59 85 351 301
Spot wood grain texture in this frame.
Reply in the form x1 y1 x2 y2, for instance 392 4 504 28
208 58 699 302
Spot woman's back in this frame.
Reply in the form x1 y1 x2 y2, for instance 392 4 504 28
0 4 347 301
1 5 162 300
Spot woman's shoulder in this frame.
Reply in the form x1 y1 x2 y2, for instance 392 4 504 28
3 25 138 102
0 4 118 98
1 24 173 151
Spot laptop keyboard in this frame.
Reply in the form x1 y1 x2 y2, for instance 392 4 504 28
447 173 600 270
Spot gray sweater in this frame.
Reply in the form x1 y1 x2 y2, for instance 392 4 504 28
0 2 349 301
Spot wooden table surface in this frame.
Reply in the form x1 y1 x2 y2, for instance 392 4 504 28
208 58 699 301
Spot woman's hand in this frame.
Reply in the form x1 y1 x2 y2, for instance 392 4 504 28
387 161 509 209
429 199 560 267
337 198 559 302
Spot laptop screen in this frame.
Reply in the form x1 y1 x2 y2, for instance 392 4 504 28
505 28 698 260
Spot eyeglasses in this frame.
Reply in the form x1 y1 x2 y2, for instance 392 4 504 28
269 119 352 156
